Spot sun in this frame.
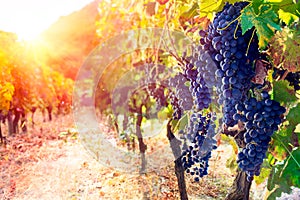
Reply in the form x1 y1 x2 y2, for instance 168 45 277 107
16 26 42 42
18 32 39 42
1 0 95 42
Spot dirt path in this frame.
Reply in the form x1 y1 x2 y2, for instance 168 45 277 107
0 114 270 200
4 139 235 200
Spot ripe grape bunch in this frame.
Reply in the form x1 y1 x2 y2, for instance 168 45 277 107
146 83 168 109
199 2 259 127
234 92 286 181
181 112 217 182
184 54 212 111
168 72 193 119
192 45 219 90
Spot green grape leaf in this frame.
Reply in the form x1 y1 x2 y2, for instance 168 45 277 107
267 147 300 199
281 148 300 186
278 9 299 25
271 0 300 17
241 5 281 48
273 80 297 104
286 103 300 127
252 0 265 15
269 0 300 25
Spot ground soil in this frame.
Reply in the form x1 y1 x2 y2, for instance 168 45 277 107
0 113 269 200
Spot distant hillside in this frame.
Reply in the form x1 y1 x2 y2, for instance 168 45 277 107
41 0 100 79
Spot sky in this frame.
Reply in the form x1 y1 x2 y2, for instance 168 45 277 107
0 0 95 40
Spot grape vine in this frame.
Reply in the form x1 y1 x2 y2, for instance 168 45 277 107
89 0 300 199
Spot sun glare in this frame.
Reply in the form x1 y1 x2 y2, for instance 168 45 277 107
17 29 41 42
1 0 95 42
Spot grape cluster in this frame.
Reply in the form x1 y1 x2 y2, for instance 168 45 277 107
178 48 218 181
199 2 259 127
193 45 219 89
184 59 212 111
234 92 286 181
168 72 193 119
181 112 217 181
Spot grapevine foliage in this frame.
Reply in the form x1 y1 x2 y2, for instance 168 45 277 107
93 0 300 199
0 0 299 199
